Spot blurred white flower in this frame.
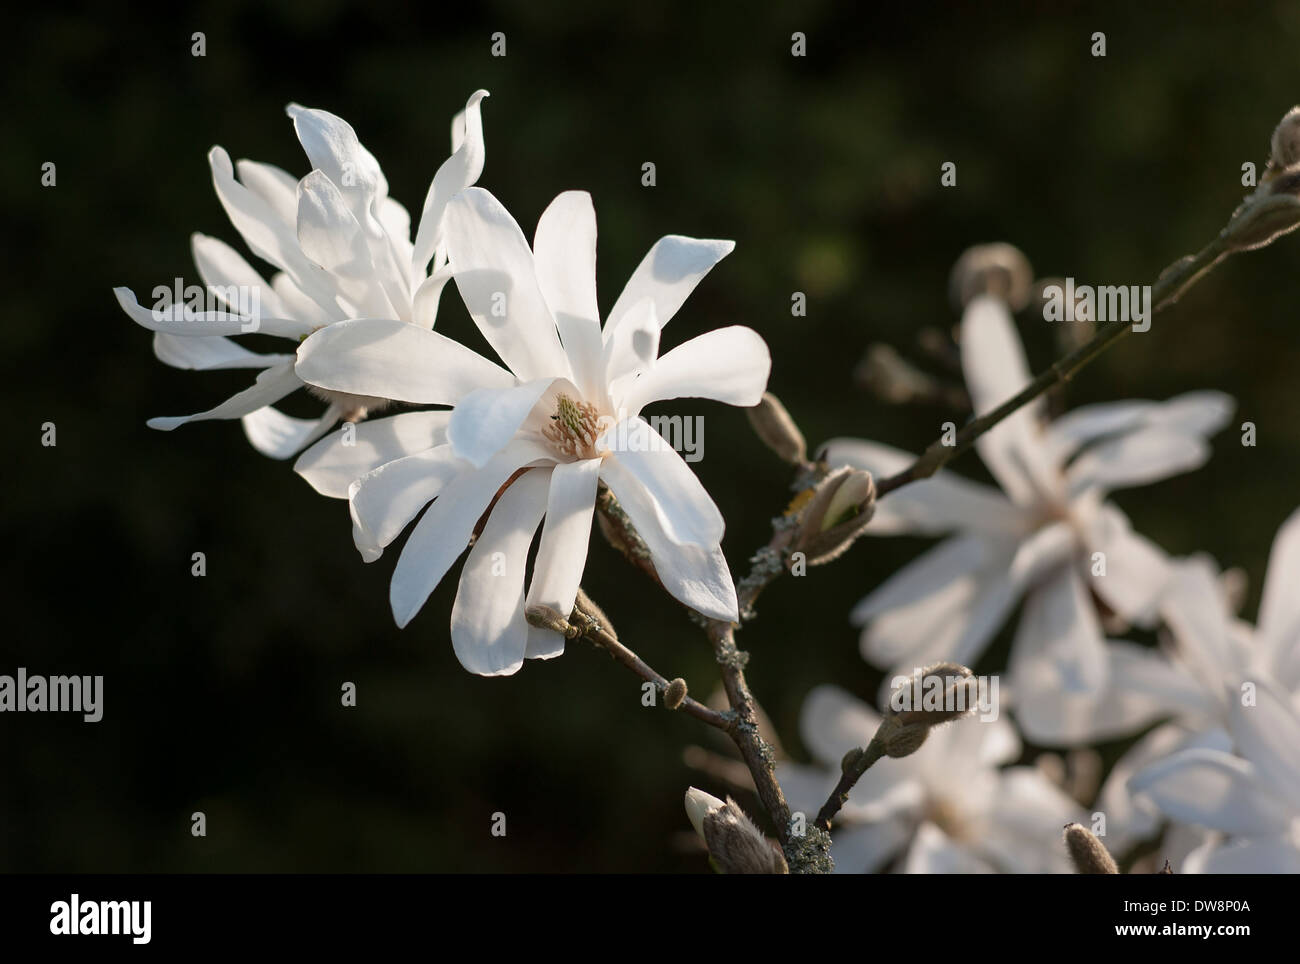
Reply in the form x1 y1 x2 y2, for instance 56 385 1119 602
115 91 489 457
295 187 770 674
822 294 1233 742
1084 508 1300 860
1129 679 1300 872
777 685 1083 873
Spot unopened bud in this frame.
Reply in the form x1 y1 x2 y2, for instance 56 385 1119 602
1269 106 1300 171
1223 191 1300 251
684 788 788 874
875 717 929 758
664 677 688 710
887 662 977 727
790 466 876 565
747 392 807 465
949 243 1034 311
1064 822 1119 874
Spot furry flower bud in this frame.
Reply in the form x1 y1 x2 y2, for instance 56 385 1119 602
790 466 876 565
684 788 788 874
1064 822 1119 874
747 392 807 465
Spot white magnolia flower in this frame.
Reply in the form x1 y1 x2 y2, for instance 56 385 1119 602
294 187 770 674
114 91 489 457
1129 679 1300 872
822 294 1233 741
777 686 1083 872
1082 508 1300 856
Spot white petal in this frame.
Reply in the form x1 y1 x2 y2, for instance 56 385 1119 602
114 286 310 340
600 420 723 546
207 146 335 305
285 104 387 220
412 90 488 274
447 378 561 468
1130 748 1294 835
295 171 397 319
798 685 882 766
1046 390 1233 462
603 235 734 340
1191 835 1300 873
296 318 514 405
821 438 1025 537
241 403 340 460
349 444 468 557
152 333 292 371
534 190 604 402
294 411 451 498
602 297 660 389
959 295 1059 505
1228 679 1300 804
1067 427 1211 497
1256 506 1300 661
190 232 290 318
614 326 771 416
851 534 992 625
828 819 915 873
1010 564 1107 697
902 823 996 874
599 458 738 620
233 160 299 230
1082 503 1173 627
983 768 1082 873
410 265 453 329
389 440 551 627
442 188 570 380
523 458 602 660
1159 556 1238 686
450 468 550 676
146 362 300 431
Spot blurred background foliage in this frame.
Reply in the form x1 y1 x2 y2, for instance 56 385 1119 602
3 0 1299 871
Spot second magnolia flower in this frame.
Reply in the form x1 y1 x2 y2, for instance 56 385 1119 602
295 187 771 674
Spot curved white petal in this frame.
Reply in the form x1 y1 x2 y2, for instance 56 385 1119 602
1257 506 1300 663
1010 564 1107 698
191 232 290 318
450 467 550 676
603 297 660 389
603 235 734 340
233 160 299 230
389 439 551 627
600 421 723 547
115 286 311 340
447 377 560 468
614 326 771 416
349 443 467 557
412 90 488 274
241 403 340 460
285 104 387 222
534 190 604 402
821 438 1025 537
1228 679 1300 804
296 317 514 405
1083 503 1173 627
959 295 1057 505
152 332 292 371
442 187 571 380
1067 427 1211 498
599 459 737 621
294 410 451 498
146 362 301 431
1130 748 1294 835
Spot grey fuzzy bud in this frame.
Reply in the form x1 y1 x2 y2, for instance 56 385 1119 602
747 392 807 465
701 797 789 874
664 677 688 710
1270 106 1300 170
1064 822 1119 874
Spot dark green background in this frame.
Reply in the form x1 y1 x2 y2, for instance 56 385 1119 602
3 0 1298 871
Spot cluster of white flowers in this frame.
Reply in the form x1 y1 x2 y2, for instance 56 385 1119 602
119 93 1297 874
116 93 770 676
783 291 1298 873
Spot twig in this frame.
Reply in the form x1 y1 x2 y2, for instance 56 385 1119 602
814 740 885 831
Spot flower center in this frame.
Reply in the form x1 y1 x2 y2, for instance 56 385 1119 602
542 394 605 461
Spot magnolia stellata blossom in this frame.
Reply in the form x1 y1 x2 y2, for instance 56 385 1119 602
114 91 489 457
1078 508 1300 860
1129 679 1300 873
294 187 770 674
777 686 1083 873
820 294 1233 742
